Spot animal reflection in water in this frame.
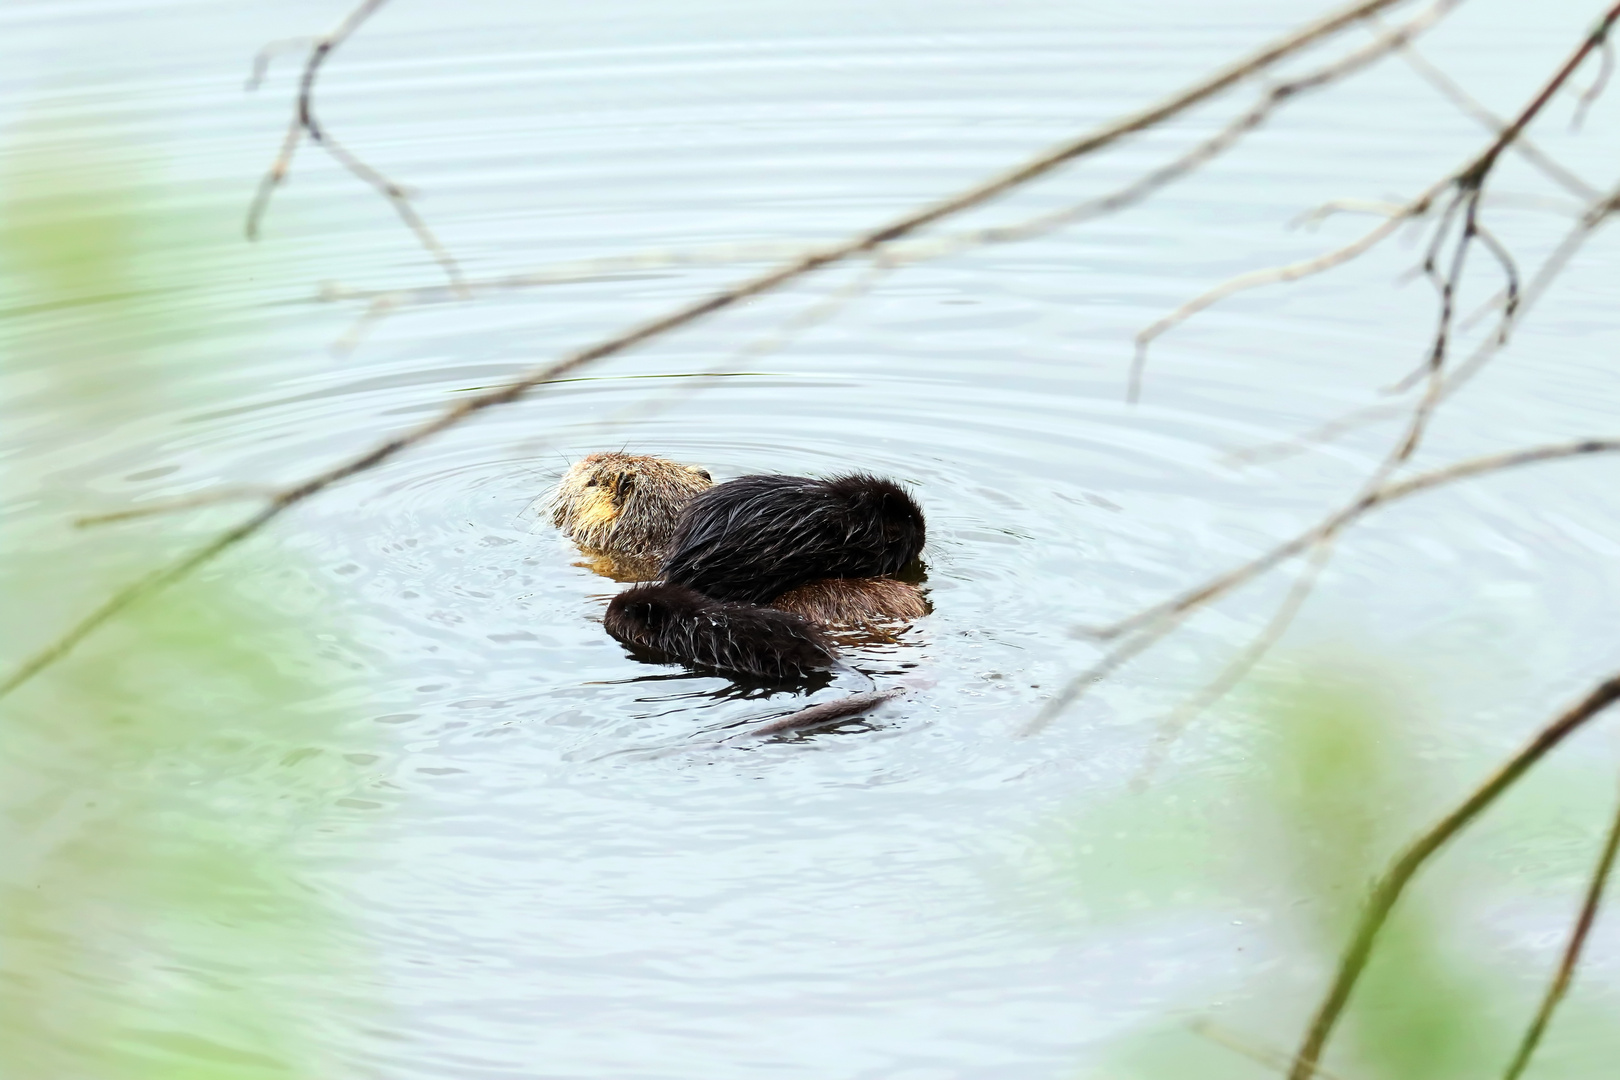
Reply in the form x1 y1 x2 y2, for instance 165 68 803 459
550 452 927 685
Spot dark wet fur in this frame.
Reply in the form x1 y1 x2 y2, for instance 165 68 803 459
604 583 837 681
660 474 926 604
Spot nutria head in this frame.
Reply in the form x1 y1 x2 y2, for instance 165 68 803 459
550 452 713 564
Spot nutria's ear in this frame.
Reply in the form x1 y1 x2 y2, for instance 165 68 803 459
611 472 637 501
689 467 712 482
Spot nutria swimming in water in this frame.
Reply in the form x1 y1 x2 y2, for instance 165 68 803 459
604 582 836 681
660 473 926 604
550 452 713 569
602 472 926 678
551 457 927 632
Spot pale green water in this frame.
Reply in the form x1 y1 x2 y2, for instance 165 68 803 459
4 1 1620 1076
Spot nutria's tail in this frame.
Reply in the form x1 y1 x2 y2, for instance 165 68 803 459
604 582 836 681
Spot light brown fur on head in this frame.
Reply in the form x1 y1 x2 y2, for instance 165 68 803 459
769 576 928 634
551 452 713 566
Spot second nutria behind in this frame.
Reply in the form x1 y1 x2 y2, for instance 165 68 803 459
660 473 926 604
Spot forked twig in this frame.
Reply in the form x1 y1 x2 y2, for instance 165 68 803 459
0 0 1429 703
244 0 466 292
73 486 277 528
325 0 1451 352
1224 177 1620 469
1134 1 1620 402
907 0 1457 278
1499 773 1620 1080
1024 439 1620 739
1130 201 1431 399
1570 31 1615 131
1287 671 1620 1079
1390 34 1600 200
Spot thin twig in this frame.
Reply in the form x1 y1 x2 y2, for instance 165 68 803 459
1391 33 1600 200
1029 439 1620 734
244 0 467 293
245 36 319 91
1131 537 1337 788
1091 437 1620 649
1136 1 1620 398
1131 201 1431 396
1287 671 1620 1080
323 1 1452 351
1223 177 1620 469
1087 10 1620 737
568 255 899 441
0 0 1429 703
1190 1019 1350 1080
1021 607 1197 737
916 0 1457 277
1048 183 1620 733
1570 33 1615 131
73 486 276 528
1499 771 1620 1080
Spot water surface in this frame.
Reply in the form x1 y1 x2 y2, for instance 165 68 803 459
5 0 1620 1076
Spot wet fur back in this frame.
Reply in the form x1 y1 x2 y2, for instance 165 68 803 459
604 583 836 681
660 474 926 603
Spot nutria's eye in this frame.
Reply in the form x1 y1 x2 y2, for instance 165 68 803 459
584 478 598 487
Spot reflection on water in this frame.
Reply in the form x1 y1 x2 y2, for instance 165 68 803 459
4 0 1620 1076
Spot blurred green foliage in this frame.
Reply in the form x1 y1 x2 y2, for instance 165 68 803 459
1036 663 1620 1080
1 119 376 1079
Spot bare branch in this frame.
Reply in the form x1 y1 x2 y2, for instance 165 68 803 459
1288 671 1620 1079
1391 34 1600 200
1223 177 1620 469
1020 607 1196 737
1138 1 1620 401
245 36 318 91
1190 1019 1351 1080
244 0 467 293
1500 772 1620 1080
1130 203 1428 399
1131 538 1337 787
73 486 276 528
0 0 1432 702
1571 32 1615 131
1087 438 1620 652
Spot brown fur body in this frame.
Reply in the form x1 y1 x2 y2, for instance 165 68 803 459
769 576 928 631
